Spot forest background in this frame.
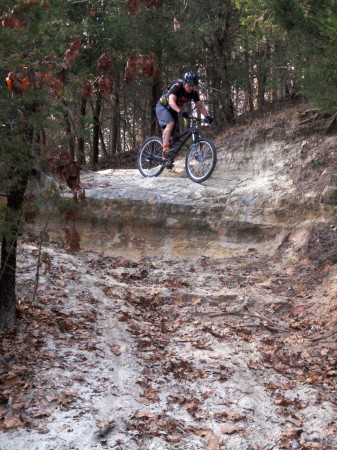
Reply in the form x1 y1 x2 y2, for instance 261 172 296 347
1 0 337 332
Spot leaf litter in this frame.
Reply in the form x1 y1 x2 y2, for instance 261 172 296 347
0 237 336 450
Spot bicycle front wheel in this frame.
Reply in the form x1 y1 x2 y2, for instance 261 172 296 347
185 138 217 183
138 136 165 178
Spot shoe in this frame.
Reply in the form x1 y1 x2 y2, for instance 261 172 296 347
162 148 175 159
165 162 174 169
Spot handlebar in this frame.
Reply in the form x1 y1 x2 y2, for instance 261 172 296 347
186 116 212 125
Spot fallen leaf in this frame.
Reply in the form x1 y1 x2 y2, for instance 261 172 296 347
137 397 151 405
64 391 79 397
57 319 75 331
205 434 221 450
228 412 246 421
220 424 241 434
110 345 123 356
292 305 306 315
3 375 22 388
3 416 24 429
274 396 291 406
118 314 130 322
74 374 85 382
134 411 156 419
166 434 181 442
281 427 302 438
11 402 26 410
31 410 51 418
325 425 337 435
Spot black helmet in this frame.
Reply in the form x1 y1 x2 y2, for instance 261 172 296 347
183 71 198 86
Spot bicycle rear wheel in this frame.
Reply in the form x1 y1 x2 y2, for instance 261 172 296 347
185 138 217 183
138 136 165 178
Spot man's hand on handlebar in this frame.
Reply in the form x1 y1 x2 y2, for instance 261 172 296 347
180 111 190 119
205 116 213 124
179 112 214 124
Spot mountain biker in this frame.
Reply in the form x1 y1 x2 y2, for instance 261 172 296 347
155 71 213 160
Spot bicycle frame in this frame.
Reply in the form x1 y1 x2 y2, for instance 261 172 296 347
138 117 217 182
169 118 201 157
149 118 202 164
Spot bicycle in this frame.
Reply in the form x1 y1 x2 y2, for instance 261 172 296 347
137 116 217 183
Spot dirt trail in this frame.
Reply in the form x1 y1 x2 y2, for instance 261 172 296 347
1 238 336 450
1 108 337 448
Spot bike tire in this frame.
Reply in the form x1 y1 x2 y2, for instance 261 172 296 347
185 138 217 183
138 136 165 178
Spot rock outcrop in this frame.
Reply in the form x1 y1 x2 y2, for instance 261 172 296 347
29 107 337 264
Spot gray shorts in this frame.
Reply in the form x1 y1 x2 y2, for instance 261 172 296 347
156 102 179 135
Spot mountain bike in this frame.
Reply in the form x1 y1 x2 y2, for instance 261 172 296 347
137 116 217 183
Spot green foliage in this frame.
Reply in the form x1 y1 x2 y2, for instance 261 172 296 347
56 196 77 217
310 158 326 169
0 97 34 194
39 183 77 219
268 0 337 111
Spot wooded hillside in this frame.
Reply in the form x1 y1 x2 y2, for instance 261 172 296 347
1 0 337 164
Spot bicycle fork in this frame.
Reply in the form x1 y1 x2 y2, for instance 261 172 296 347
191 130 204 162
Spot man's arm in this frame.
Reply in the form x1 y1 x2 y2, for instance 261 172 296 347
195 100 209 118
168 94 181 113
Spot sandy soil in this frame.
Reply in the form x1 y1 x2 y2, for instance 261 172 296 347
0 235 336 450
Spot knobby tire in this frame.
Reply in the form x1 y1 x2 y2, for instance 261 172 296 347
138 136 165 178
185 138 217 183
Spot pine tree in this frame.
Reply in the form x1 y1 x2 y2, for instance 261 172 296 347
0 0 88 331
268 0 337 110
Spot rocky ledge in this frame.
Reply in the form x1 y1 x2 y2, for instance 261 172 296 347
31 108 337 262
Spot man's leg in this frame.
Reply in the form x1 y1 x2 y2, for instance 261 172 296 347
163 122 175 148
155 103 176 158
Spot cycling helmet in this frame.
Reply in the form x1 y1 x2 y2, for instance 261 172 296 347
183 71 199 86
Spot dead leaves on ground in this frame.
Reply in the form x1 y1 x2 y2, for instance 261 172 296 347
1 247 336 448
126 410 236 447
0 254 98 432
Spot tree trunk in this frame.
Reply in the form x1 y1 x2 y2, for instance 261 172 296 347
206 9 236 127
0 176 28 331
211 71 235 127
222 74 235 126
99 127 107 157
244 49 254 113
77 97 87 165
109 71 120 156
151 77 160 135
92 94 102 167
257 42 271 113
0 100 34 332
63 102 76 161
280 66 291 101
257 70 267 113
